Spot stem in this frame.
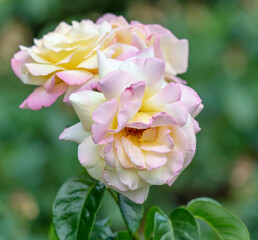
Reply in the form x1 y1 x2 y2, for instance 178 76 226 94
108 188 118 203
108 189 139 240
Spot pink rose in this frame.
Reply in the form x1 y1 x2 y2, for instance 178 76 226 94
97 13 189 83
60 49 202 203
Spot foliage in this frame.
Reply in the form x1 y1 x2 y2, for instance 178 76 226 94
50 172 250 240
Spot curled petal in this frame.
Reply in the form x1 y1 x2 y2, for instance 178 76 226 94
20 83 67 110
98 70 139 100
120 57 165 89
92 99 118 144
178 84 202 116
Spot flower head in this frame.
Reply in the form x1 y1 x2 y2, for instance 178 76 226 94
11 19 137 110
12 14 188 110
60 49 202 203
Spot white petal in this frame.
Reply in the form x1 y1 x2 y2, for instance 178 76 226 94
69 90 106 130
59 122 90 143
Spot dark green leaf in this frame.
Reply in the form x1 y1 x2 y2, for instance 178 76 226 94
145 206 174 240
52 172 106 240
90 218 115 240
187 197 250 240
169 207 200 240
49 223 59 240
116 231 131 240
118 194 144 235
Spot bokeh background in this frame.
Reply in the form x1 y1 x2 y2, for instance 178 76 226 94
0 0 257 239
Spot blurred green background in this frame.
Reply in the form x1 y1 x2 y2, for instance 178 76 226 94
0 0 257 239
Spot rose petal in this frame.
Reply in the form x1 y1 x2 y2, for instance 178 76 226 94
69 90 106 130
78 137 104 181
59 122 90 144
56 70 93 85
92 99 118 144
121 137 145 169
98 70 139 100
20 83 67 110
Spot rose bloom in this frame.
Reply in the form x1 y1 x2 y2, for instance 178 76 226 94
11 20 137 110
96 13 188 83
60 49 202 203
11 15 188 110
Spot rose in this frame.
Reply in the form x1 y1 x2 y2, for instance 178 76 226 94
11 19 139 110
60 49 203 203
11 15 188 110
97 13 189 83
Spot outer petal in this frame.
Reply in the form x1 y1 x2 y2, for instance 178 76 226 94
166 149 184 177
11 50 31 78
25 63 63 76
56 70 93 85
146 24 174 37
103 167 128 191
138 166 173 186
20 83 67 110
160 37 189 75
119 186 150 204
116 161 145 190
104 142 116 168
163 101 189 126
78 137 104 181
178 84 202 116
171 115 196 168
69 90 106 130
59 122 90 144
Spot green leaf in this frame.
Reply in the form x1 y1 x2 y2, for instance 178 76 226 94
52 172 106 240
118 194 144 235
169 207 200 240
145 206 174 240
116 231 131 240
49 223 60 240
187 197 250 240
90 218 115 240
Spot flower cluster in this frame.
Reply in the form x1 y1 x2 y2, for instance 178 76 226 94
12 14 203 203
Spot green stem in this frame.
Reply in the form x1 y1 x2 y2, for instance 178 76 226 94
108 189 139 240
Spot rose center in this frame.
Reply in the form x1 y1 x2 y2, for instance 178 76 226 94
125 127 146 138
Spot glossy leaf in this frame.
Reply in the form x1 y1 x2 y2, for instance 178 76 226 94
187 197 250 240
118 194 144 235
90 218 115 240
169 207 200 240
52 172 106 240
116 231 131 240
145 206 174 240
49 223 59 240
